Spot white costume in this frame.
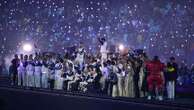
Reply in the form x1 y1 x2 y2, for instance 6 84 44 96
68 73 81 91
41 62 49 88
34 61 42 88
100 66 109 90
79 72 89 92
75 47 85 69
54 62 64 90
100 41 108 63
17 62 26 86
117 64 125 97
167 81 175 99
26 61 35 87
112 65 119 97
124 65 135 97
138 67 145 97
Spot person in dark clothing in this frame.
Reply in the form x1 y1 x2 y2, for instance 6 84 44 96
107 70 118 96
88 66 102 94
87 71 102 94
10 54 19 85
85 66 96 92
166 57 178 100
140 54 149 96
141 66 148 96
48 58 55 90
133 60 142 98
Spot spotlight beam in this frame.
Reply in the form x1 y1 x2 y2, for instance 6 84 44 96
23 43 33 52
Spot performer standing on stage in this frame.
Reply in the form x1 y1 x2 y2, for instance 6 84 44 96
146 56 165 101
41 56 49 88
98 37 108 64
124 60 135 98
166 57 178 100
54 58 64 90
75 42 86 71
48 56 56 90
10 54 19 85
17 54 26 86
117 60 125 97
26 54 35 87
23 55 28 87
34 54 42 88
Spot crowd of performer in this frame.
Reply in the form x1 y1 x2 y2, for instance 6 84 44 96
8 38 194 101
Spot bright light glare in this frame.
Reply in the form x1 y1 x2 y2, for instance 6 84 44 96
23 43 32 52
119 44 125 51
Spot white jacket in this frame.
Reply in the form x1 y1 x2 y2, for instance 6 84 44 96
26 62 34 75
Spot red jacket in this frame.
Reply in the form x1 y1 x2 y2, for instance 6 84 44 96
146 60 165 76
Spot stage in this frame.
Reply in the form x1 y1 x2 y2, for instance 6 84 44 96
0 86 194 110
0 75 194 110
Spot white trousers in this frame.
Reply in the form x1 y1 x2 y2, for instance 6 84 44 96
112 85 118 97
75 58 84 69
167 81 175 99
34 74 41 88
117 76 125 97
42 73 49 88
101 53 107 64
18 72 26 86
27 72 34 87
124 76 135 97
55 75 64 90
67 80 76 91
100 76 106 90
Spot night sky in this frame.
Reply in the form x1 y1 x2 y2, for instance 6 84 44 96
0 0 194 64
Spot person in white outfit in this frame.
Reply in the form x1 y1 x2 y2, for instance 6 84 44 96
17 54 27 87
111 61 119 97
63 58 75 91
41 56 49 89
17 60 25 86
98 38 108 64
100 62 109 94
75 42 86 71
124 60 135 97
66 63 75 91
54 59 64 90
26 54 35 87
34 55 42 88
117 62 125 97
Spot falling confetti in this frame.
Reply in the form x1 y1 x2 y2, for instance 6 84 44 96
0 0 194 64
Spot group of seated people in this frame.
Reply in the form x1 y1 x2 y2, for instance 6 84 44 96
8 49 191 101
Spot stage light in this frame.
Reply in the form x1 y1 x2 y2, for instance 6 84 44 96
119 44 125 51
23 43 33 52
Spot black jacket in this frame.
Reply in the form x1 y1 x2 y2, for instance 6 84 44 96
166 62 178 81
